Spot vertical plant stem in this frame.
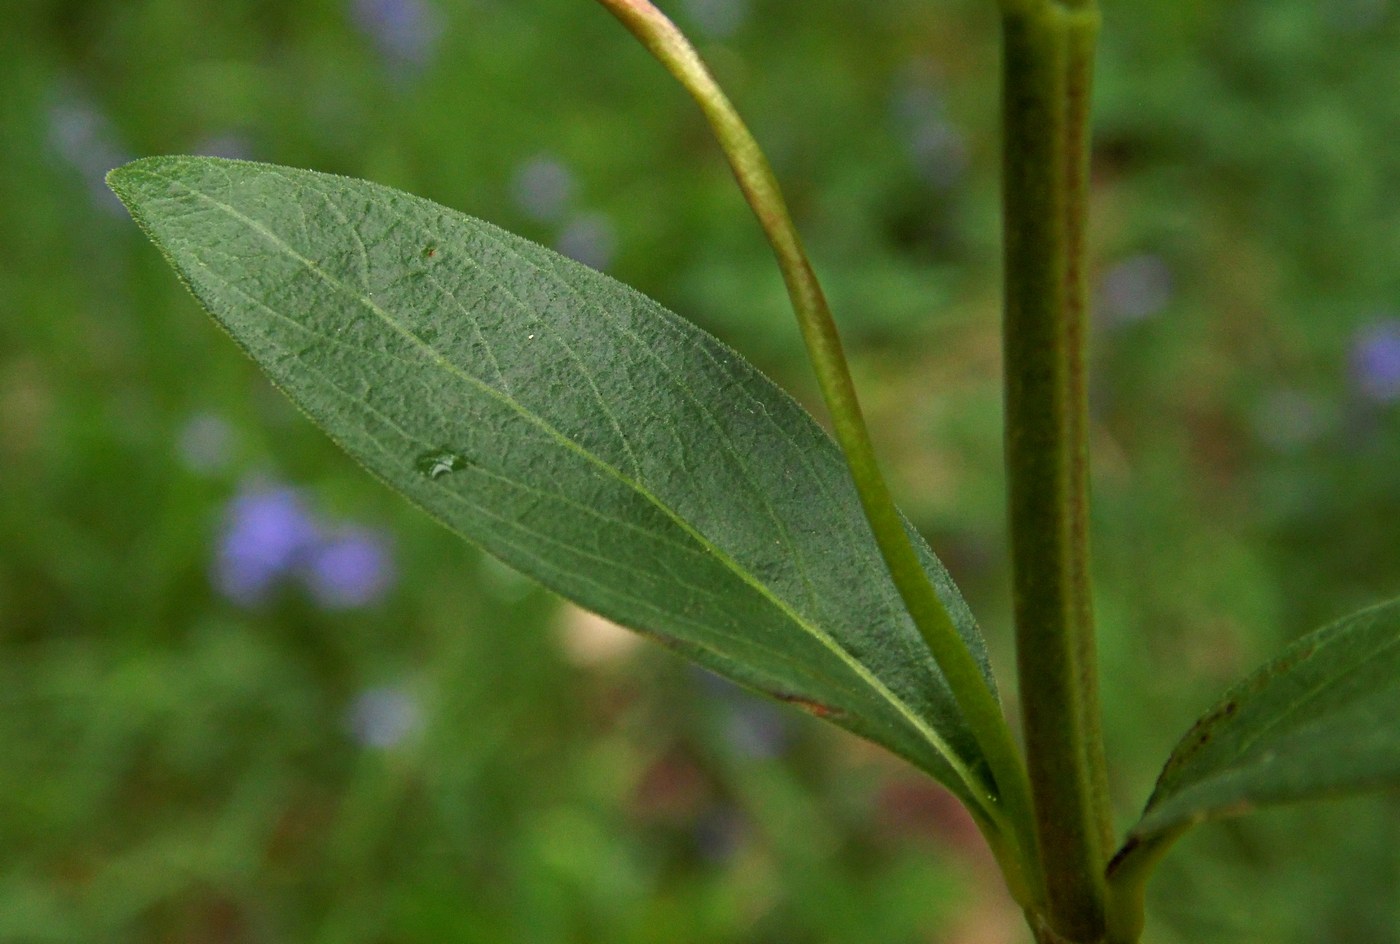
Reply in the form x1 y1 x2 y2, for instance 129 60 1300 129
591 0 1044 906
999 0 1114 940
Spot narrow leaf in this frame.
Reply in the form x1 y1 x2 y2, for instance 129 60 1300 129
1123 596 1400 850
109 156 1000 815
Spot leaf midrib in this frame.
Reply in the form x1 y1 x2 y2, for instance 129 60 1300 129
222 300 861 693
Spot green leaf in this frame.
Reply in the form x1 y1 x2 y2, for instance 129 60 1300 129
1124 595 1400 849
108 156 1000 814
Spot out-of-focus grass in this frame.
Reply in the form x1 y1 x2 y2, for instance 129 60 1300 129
2 0 1399 941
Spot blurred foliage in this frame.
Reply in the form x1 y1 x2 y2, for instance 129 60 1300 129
2 0 1400 941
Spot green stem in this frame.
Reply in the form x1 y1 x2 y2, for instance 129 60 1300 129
591 0 1043 906
999 1 1117 940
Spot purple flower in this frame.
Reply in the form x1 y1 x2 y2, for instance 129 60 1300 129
351 0 442 70
908 120 969 189
692 669 792 759
212 480 397 609
725 698 791 759
682 0 750 39
693 806 747 863
1350 319 1400 403
1098 254 1174 325
346 685 420 749
47 94 131 212
214 484 321 605
1097 253 1176 323
511 155 575 223
890 68 969 190
555 213 617 272
304 527 396 609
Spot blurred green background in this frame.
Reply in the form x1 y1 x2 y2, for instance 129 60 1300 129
4 0 1400 940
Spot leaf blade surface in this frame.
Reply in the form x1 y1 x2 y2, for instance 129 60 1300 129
1128 596 1400 845
109 156 1000 813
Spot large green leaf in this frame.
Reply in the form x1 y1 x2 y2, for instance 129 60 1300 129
1122 596 1400 852
109 156 999 812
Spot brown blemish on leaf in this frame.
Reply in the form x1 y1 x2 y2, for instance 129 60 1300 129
1156 698 1239 785
1152 638 1324 800
771 691 844 719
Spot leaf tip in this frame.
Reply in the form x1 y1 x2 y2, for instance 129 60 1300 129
107 154 233 204
104 160 141 208
105 155 182 211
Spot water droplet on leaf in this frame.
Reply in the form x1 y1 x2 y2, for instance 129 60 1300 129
415 450 468 480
